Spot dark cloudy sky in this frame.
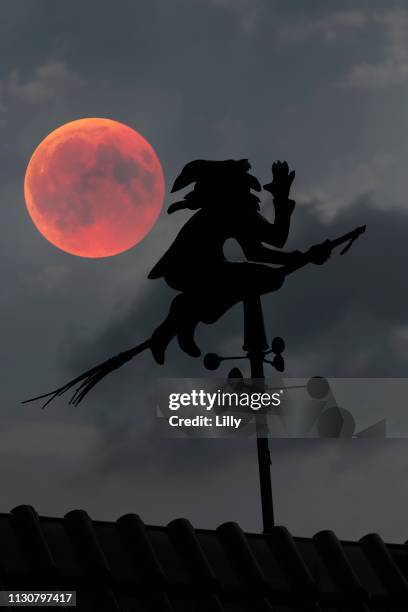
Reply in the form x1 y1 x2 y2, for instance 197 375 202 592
2 0 408 542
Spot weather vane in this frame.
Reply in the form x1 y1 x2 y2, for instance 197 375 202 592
25 155 366 533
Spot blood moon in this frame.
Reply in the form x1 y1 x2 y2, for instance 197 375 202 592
24 118 165 258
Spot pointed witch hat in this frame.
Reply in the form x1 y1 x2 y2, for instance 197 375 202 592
170 159 261 193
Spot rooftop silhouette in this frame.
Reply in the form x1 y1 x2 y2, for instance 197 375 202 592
1 504 405 611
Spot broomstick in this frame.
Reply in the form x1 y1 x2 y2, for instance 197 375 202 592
23 225 365 408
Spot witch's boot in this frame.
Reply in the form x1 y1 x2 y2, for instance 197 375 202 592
151 294 200 364
177 317 201 358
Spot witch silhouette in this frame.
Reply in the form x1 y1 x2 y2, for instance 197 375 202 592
25 159 365 407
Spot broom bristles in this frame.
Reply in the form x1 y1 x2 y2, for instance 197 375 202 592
22 339 151 408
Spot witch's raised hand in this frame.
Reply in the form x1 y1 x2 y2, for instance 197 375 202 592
263 160 295 200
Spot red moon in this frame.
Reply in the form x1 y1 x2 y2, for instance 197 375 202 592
24 118 165 258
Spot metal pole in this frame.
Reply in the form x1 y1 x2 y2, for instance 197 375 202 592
243 296 275 533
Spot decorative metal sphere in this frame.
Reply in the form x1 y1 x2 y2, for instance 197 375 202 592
271 336 285 354
307 376 330 399
272 354 285 372
228 367 243 380
203 353 222 371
